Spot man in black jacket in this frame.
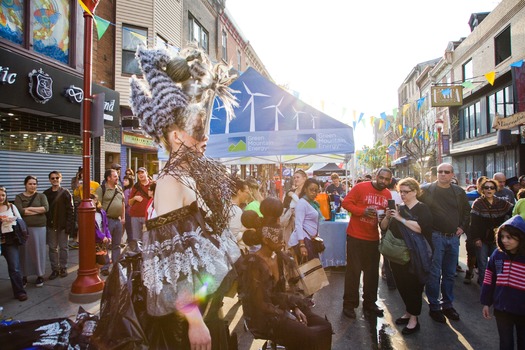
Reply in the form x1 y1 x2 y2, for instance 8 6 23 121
418 163 470 323
44 171 74 279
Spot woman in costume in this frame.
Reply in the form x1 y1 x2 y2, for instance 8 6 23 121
238 197 332 350
95 46 240 350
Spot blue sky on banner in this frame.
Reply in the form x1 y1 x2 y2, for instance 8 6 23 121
210 68 349 134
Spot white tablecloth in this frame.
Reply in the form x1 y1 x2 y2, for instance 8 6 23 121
318 219 349 267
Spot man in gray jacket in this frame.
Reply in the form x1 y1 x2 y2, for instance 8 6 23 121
419 163 470 323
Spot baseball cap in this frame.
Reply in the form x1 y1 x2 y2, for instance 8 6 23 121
137 167 147 173
111 163 121 170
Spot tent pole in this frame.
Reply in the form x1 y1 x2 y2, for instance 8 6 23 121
279 163 283 199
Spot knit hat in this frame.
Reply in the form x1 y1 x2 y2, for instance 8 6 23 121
130 46 238 144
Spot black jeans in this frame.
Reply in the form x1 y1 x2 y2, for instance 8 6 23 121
390 261 425 316
273 308 332 350
494 309 525 350
343 236 380 309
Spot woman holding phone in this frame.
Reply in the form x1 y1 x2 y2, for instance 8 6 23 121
379 178 433 335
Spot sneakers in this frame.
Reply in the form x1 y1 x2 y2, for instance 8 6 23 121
59 268 68 278
49 270 60 280
22 276 27 288
68 241 79 249
343 307 356 319
443 307 460 320
35 277 44 287
464 270 474 284
100 269 110 276
429 310 446 323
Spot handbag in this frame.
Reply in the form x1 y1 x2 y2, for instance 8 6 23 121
291 258 329 295
13 218 29 245
378 228 410 265
304 223 325 254
95 242 108 265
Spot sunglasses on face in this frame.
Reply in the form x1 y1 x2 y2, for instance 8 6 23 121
50 177 60 180
438 170 452 174
483 186 496 190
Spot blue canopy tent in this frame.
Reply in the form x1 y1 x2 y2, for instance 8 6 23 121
207 68 354 165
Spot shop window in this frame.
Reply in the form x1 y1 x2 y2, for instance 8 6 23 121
459 102 480 140
189 14 208 52
487 85 514 130
122 25 147 75
495 26 511 66
0 0 71 65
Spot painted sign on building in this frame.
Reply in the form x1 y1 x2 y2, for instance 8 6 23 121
430 86 463 107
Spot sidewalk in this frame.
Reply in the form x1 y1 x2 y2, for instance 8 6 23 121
0 246 101 322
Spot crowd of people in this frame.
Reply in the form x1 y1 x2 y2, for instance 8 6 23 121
1 44 524 350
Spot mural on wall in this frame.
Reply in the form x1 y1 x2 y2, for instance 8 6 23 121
0 0 25 44
32 0 70 64
0 0 70 64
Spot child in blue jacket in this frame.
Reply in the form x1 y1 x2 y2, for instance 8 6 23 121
480 215 525 350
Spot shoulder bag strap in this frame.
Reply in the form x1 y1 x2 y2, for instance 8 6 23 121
303 219 320 239
104 189 119 212
26 193 38 207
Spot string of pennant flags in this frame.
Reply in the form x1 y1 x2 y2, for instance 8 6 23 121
77 0 524 145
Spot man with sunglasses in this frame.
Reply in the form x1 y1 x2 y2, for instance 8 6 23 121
341 168 392 319
44 171 74 280
419 163 470 323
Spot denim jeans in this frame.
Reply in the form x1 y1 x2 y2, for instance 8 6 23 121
476 241 497 286
47 227 69 271
102 218 123 271
129 216 145 243
425 231 459 311
494 309 525 350
1 243 26 298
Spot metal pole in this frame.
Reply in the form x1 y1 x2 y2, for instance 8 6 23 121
70 0 104 302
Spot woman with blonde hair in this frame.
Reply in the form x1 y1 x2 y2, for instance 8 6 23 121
245 177 264 217
380 177 433 335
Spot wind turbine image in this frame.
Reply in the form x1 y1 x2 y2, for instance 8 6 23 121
292 106 306 130
242 82 269 132
311 114 319 129
263 96 285 131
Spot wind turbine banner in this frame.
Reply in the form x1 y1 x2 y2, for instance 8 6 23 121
207 68 354 161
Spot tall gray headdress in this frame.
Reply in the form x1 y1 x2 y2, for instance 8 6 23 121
130 46 238 144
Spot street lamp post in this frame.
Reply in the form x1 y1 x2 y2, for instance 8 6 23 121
435 118 444 165
70 0 104 302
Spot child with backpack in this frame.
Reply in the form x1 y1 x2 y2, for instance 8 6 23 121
90 194 111 270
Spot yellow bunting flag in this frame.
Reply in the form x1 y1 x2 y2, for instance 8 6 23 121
378 119 384 130
398 124 402 134
412 128 417 138
402 103 410 116
77 0 93 17
370 116 375 127
485 71 496 85
130 30 147 42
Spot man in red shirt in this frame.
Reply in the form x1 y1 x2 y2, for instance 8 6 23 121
128 167 151 246
342 168 392 319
